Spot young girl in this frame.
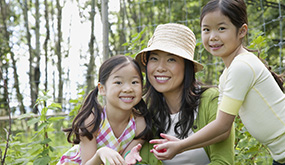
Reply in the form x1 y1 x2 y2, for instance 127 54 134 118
150 0 285 164
57 55 152 165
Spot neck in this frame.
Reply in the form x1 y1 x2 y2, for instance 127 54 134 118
222 45 248 68
163 90 182 114
105 107 131 125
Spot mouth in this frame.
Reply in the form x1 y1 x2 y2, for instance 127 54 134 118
155 76 170 83
210 44 223 50
119 96 134 103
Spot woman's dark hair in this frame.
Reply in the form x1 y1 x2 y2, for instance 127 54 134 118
64 55 152 144
144 52 209 139
200 0 284 91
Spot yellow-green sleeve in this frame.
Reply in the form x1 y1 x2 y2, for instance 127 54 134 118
194 88 235 164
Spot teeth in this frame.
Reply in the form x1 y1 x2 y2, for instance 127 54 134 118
121 97 133 100
156 77 169 81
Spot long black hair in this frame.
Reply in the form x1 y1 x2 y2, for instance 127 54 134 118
144 52 209 139
64 55 152 144
200 0 284 91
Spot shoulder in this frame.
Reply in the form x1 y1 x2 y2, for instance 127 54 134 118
80 113 100 137
201 88 219 101
134 115 146 135
230 53 260 74
196 88 219 126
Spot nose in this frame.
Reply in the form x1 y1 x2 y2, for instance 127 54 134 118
156 60 167 72
122 84 133 93
210 31 218 41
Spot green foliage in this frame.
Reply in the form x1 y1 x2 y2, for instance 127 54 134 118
68 87 85 122
0 90 71 165
122 27 148 58
248 30 271 59
234 117 272 164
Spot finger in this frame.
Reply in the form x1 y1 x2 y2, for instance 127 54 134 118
116 155 126 165
134 154 142 162
154 143 168 151
151 148 167 160
160 133 178 141
149 139 167 144
136 143 142 151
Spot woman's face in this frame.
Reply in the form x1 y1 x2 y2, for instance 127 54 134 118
147 50 185 96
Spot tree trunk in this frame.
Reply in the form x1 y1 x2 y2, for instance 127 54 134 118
23 0 36 114
56 0 63 104
86 0 96 93
34 0 40 114
0 0 26 114
44 0 50 94
119 0 126 52
102 0 109 61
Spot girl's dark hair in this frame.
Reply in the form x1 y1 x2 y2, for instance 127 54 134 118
144 53 209 139
200 0 284 91
200 0 247 31
64 55 152 144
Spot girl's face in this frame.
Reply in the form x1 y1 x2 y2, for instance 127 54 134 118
99 63 142 112
147 50 185 97
201 10 246 65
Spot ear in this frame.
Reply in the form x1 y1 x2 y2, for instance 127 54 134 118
98 82 106 96
239 24 248 38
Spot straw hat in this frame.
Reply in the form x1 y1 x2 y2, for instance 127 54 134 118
135 23 203 72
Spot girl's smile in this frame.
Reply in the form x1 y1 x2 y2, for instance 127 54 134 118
119 96 135 103
100 63 142 112
201 10 247 67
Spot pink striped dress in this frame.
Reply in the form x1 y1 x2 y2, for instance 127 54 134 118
57 109 136 164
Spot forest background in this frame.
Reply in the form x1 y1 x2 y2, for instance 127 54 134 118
0 0 284 164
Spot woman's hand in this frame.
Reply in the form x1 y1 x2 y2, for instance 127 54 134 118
96 147 126 165
125 143 143 165
149 133 181 160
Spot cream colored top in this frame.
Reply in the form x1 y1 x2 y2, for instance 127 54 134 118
162 111 210 165
219 52 285 163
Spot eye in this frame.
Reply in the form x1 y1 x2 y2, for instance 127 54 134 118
168 58 176 62
149 56 157 61
114 81 122 85
132 80 140 84
202 28 209 32
218 27 226 31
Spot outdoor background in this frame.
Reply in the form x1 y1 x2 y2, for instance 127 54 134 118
0 0 284 164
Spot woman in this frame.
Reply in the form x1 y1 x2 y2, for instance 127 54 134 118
135 23 235 164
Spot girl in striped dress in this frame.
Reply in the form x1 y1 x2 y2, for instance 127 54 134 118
57 55 152 165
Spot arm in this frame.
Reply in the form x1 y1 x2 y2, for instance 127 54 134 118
124 116 147 164
200 89 235 165
81 136 125 165
124 140 144 164
150 110 235 160
80 114 126 165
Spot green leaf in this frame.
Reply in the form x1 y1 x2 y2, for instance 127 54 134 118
40 138 52 145
48 116 65 121
48 103 62 110
122 42 129 46
69 99 79 104
34 156 51 165
18 113 36 119
37 122 48 132
27 117 40 126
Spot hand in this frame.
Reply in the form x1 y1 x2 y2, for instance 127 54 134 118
125 143 142 165
97 147 126 165
149 133 181 160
